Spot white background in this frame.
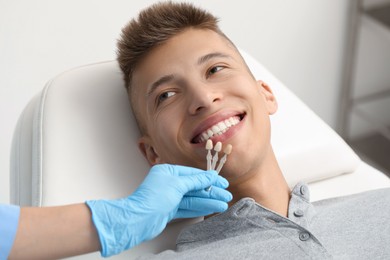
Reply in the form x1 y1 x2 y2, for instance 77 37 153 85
0 0 353 203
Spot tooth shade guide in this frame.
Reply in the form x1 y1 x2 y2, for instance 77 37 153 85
204 141 232 191
224 144 232 154
205 140 213 171
211 141 222 170
214 142 222 152
206 139 213 150
215 144 233 174
204 141 232 171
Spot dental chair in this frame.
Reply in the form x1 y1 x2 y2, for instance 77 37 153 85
10 50 390 259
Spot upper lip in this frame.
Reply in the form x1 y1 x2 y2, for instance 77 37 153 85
190 110 244 143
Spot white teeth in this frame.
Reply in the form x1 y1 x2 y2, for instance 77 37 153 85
207 129 213 138
225 119 232 127
217 122 226 131
211 125 220 133
197 116 241 143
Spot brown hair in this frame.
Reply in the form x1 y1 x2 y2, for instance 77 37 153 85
117 1 227 91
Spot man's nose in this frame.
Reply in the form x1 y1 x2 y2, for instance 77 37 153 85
187 83 222 115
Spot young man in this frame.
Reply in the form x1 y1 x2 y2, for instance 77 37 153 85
116 2 390 259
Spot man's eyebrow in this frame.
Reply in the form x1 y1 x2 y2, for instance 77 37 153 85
146 74 175 97
146 53 231 97
197 52 231 66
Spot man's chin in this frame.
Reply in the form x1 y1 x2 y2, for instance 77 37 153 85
220 170 244 183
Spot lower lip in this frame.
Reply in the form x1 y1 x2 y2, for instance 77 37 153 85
193 116 245 147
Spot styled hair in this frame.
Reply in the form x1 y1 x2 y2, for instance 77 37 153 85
116 1 235 133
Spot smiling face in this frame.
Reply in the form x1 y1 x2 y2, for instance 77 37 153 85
131 28 277 182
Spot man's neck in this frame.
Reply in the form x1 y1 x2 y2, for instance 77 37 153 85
227 150 290 217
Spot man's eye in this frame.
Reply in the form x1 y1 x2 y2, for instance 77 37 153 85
157 91 176 105
208 66 224 76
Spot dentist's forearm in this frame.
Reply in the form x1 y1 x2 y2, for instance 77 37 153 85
8 204 100 259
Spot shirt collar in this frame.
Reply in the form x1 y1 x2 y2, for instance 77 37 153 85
288 182 316 228
176 182 315 248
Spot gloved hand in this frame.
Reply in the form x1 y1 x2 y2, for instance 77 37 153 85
86 164 232 257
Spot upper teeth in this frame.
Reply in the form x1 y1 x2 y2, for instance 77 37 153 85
198 116 240 143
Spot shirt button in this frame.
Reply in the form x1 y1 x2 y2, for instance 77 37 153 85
299 232 310 241
300 185 307 195
294 209 304 217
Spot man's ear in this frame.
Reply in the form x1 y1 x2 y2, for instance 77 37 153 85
258 80 278 115
138 136 161 166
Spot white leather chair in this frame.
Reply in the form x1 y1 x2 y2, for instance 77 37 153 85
10 50 390 259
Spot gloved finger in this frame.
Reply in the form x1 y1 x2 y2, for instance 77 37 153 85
184 186 232 202
149 164 207 177
180 171 225 193
178 196 228 213
146 164 218 194
171 165 229 190
174 209 216 219
173 165 212 177
213 175 230 189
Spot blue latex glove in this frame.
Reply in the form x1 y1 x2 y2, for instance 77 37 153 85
86 164 232 257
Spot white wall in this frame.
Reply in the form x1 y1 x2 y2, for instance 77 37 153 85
0 0 350 203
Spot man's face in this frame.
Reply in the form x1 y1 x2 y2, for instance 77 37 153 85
132 28 277 182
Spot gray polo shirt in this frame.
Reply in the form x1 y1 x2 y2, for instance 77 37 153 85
140 182 390 259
